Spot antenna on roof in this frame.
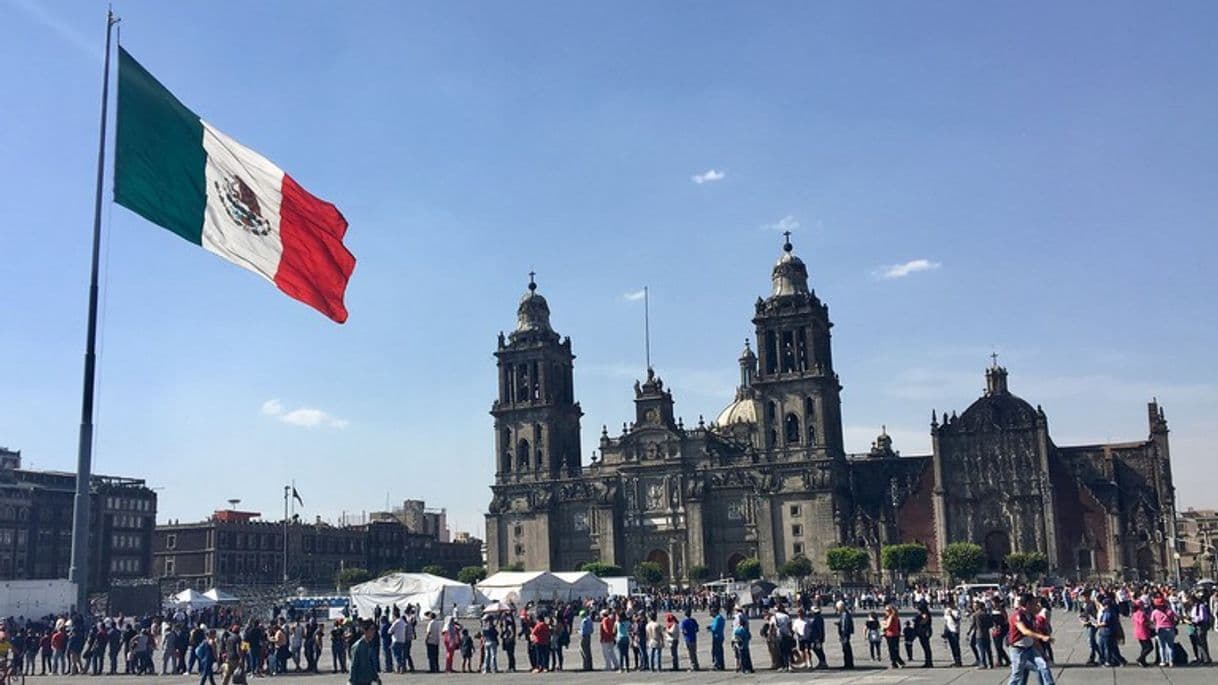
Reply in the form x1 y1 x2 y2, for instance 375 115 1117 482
227 498 240 510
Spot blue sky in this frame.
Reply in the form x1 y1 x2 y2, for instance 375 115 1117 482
2 1 1216 537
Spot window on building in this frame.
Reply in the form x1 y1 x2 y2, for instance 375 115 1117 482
166 533 177 550
791 524 804 537
513 525 523 537
784 413 801 444
165 558 176 576
514 544 525 556
793 542 804 556
789 505 801 517
1077 549 1093 571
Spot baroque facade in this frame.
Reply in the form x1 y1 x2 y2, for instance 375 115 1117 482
485 239 1178 581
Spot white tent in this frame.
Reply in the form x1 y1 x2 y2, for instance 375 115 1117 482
349 573 483 617
202 588 239 604
171 588 216 610
477 571 571 604
552 572 609 599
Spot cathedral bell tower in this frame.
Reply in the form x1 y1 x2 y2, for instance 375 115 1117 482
751 234 845 459
491 274 583 483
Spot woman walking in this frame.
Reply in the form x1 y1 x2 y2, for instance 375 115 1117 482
1151 598 1178 667
883 605 905 669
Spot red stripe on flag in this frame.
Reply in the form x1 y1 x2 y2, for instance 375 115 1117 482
274 174 356 323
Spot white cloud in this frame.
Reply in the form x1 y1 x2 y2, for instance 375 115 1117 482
762 215 800 233
260 398 349 429
623 289 646 302
691 169 726 184
877 258 941 279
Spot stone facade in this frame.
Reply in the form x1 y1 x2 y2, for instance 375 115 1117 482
485 238 1178 581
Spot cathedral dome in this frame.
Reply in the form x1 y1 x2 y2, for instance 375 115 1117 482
771 235 810 296
949 365 1039 432
515 273 553 334
714 396 760 428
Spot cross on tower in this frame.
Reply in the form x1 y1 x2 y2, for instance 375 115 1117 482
528 270 536 291
990 351 1000 367
783 230 792 243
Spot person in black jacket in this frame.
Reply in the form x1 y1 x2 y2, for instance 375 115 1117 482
835 601 854 669
914 602 934 667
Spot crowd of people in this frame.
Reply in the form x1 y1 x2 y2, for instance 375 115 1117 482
0 581 1214 684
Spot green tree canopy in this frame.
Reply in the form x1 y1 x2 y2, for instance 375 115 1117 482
335 567 373 590
882 543 929 578
941 542 986 581
457 565 488 585
503 562 525 572
826 547 870 577
578 561 624 578
634 561 665 587
1004 552 1049 579
421 564 449 578
687 564 712 583
734 557 763 581
777 555 814 580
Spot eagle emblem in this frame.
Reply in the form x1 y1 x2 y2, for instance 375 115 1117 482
215 174 272 236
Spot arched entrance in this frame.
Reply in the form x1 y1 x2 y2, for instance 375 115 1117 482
984 531 1011 571
726 552 747 578
647 549 671 579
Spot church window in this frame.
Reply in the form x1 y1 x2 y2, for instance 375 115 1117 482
791 524 804 537
531 361 541 400
766 402 776 422
514 544 525 556
793 542 804 556
804 397 816 443
517 439 530 470
789 505 801 517
765 331 778 374
513 524 523 537
781 331 795 372
785 413 801 444
516 364 529 402
796 328 808 371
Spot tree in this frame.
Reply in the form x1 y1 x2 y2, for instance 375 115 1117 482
941 542 986 581
634 561 665 587
457 565 487 585
826 547 870 579
503 562 525 572
687 564 712 584
335 567 372 590
1004 552 1049 580
882 543 929 580
734 557 763 581
777 555 813 581
578 561 624 578
421 564 449 578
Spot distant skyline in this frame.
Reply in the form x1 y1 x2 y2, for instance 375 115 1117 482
1 1 1215 537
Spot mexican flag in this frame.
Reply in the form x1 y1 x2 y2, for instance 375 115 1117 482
114 47 355 323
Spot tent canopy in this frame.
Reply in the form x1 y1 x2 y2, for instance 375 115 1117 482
477 571 571 604
552 572 609 600
349 573 483 617
202 588 239 604
171 588 216 609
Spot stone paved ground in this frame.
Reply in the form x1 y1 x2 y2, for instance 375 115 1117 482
19 611 1214 685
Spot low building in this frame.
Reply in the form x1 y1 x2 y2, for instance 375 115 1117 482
153 504 482 594
1178 508 1218 581
0 446 157 590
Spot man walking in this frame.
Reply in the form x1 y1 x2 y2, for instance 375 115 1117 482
1006 594 1054 685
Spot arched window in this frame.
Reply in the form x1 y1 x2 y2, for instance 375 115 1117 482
804 397 816 444
785 413 801 444
517 438 530 470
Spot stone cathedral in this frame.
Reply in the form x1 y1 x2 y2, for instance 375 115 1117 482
485 238 1179 581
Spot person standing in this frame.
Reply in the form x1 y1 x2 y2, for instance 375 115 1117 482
943 603 962 666
645 613 663 671
771 604 794 671
679 609 701 671
389 612 407 673
708 607 726 671
731 609 754 674
220 625 243 685
500 615 517 672
1188 594 1212 664
835 601 855 669
578 610 594 671
883 604 905 669
349 620 382 685
1131 600 1155 667
664 613 680 671
1150 597 1178 667
531 614 552 673
598 610 617 671
423 612 441 673
481 617 500 673
809 605 828 669
914 602 934 668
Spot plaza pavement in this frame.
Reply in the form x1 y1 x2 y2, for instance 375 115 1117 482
69 611 1213 685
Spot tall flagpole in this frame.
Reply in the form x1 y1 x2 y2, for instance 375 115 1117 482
70 8 119 614
283 485 290 583
643 286 651 371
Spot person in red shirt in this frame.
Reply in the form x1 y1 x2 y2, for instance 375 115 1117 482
530 617 552 673
50 628 68 675
598 611 617 671
1007 594 1054 685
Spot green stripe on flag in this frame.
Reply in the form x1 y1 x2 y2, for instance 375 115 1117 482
114 47 207 245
